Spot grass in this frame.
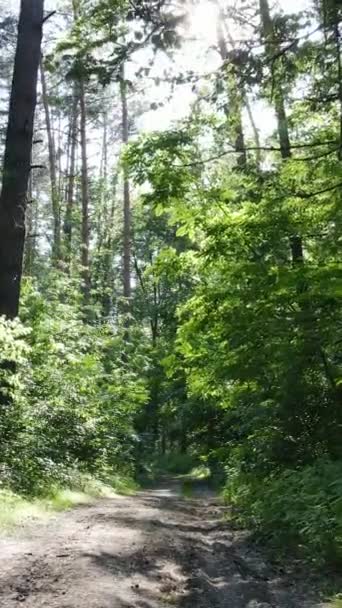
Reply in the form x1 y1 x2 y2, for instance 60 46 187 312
0 472 138 531
0 489 50 530
327 597 342 608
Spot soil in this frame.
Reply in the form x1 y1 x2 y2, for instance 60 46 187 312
0 480 326 607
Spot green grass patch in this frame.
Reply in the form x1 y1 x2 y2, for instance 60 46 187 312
326 596 342 608
0 472 137 532
0 489 50 530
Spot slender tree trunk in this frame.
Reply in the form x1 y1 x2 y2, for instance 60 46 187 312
79 80 90 303
219 10 262 166
40 55 61 262
245 98 261 167
0 0 44 319
259 0 304 265
63 89 78 264
216 12 246 168
120 63 132 307
100 108 108 183
331 3 342 158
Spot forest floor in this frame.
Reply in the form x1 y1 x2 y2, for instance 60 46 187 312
0 480 332 608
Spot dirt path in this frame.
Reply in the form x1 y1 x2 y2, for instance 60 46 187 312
0 482 323 608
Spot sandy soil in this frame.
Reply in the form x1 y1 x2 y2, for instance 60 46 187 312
0 482 324 608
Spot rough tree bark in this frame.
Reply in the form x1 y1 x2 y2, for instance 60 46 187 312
0 0 44 319
40 56 61 261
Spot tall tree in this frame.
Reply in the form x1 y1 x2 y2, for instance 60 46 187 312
259 0 304 264
79 80 91 304
40 56 61 262
120 63 132 307
216 4 247 168
0 0 44 318
63 88 78 265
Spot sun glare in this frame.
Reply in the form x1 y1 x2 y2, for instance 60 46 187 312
188 1 220 46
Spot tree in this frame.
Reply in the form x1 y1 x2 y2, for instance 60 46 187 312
120 63 132 310
40 56 61 262
0 0 44 318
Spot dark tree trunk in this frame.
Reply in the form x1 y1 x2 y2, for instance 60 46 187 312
0 0 44 319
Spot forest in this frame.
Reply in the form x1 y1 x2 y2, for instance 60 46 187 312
0 0 342 579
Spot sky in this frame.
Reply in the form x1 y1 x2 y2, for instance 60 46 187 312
133 0 311 135
1 0 313 141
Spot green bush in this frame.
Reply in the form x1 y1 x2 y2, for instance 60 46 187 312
0 277 147 496
152 452 199 475
223 458 342 566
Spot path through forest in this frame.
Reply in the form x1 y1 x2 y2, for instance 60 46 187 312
0 482 325 608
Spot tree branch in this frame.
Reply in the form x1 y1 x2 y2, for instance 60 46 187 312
42 11 56 24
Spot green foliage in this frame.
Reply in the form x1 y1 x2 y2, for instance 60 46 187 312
0 274 147 495
125 74 342 566
3 0 342 579
151 452 199 475
223 459 342 566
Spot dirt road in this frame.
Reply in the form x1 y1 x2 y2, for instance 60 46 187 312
0 483 322 607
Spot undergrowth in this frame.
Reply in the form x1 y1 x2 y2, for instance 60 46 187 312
223 458 342 567
0 471 137 531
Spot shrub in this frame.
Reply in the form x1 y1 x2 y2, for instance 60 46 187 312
223 458 342 566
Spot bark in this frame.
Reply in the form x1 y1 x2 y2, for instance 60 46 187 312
100 109 108 183
63 89 78 264
0 0 44 319
259 0 304 265
79 80 91 303
331 4 342 158
216 10 246 168
219 12 262 166
23 171 33 275
40 56 61 261
120 63 132 305
245 98 262 167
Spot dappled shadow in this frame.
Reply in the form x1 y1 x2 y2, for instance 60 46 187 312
82 491 319 608
0 487 325 608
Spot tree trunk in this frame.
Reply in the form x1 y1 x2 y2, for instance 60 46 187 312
63 88 78 265
216 11 246 169
79 80 90 303
120 63 132 306
0 0 44 319
218 8 262 167
40 56 60 262
259 0 304 265
23 168 36 275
